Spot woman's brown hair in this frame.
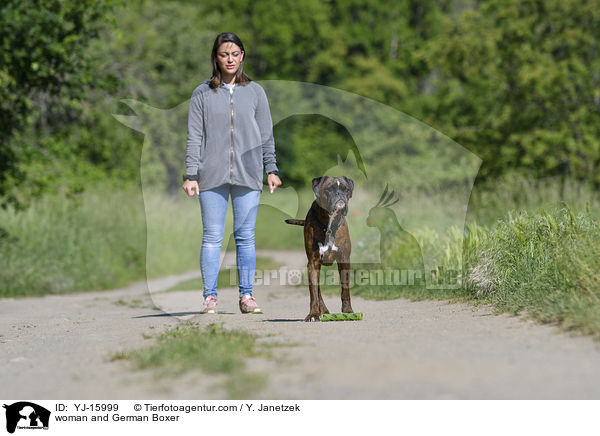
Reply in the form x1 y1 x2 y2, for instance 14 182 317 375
209 32 252 89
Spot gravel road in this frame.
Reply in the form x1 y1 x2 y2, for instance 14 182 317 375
2 250 600 399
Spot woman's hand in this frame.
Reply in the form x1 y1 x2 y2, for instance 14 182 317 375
183 180 200 196
268 173 282 193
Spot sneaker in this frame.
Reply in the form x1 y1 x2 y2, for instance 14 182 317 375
201 295 217 314
239 294 262 314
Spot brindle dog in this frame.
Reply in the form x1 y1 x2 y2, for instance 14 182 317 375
285 176 354 321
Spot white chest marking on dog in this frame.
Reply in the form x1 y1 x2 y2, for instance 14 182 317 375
318 242 339 255
337 180 340 186
319 243 327 255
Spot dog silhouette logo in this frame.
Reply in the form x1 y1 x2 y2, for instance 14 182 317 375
3 402 50 434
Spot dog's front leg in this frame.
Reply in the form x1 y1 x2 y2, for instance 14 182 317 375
338 262 354 313
305 260 322 322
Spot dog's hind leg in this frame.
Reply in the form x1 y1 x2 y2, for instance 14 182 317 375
338 262 354 313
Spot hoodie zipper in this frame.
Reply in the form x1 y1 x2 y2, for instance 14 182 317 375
229 86 234 182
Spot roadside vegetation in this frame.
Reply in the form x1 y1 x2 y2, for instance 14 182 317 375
465 206 600 338
0 184 289 298
319 177 600 339
0 185 146 298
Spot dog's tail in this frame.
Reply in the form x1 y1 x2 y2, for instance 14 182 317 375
285 219 305 226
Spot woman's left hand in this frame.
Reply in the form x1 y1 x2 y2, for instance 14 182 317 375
268 173 282 193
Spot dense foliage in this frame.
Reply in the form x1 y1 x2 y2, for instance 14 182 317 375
428 0 600 181
0 0 121 205
1 0 598 204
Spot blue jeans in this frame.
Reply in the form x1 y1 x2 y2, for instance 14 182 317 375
199 184 261 299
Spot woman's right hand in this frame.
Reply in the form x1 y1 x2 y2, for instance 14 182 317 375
183 180 200 196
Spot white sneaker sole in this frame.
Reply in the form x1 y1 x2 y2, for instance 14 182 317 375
240 307 263 314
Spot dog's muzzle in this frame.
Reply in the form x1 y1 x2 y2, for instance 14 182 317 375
328 196 348 215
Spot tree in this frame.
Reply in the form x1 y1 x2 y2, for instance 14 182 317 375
427 0 600 182
0 0 120 204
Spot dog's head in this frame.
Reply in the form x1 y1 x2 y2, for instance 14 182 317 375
312 176 354 215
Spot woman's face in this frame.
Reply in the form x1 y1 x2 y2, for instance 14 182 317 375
216 42 244 77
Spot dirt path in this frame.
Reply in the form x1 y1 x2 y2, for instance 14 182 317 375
2 250 600 399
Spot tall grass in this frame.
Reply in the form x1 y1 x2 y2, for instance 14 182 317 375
317 175 600 338
465 205 600 337
0 183 305 297
0 186 147 297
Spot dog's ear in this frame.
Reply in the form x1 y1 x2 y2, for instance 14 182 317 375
312 176 329 197
341 176 354 197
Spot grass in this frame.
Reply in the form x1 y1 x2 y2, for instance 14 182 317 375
464 205 600 338
0 185 147 298
320 203 600 339
0 182 294 298
111 322 272 399
339 173 600 340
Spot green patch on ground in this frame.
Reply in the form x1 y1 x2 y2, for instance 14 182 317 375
111 323 276 399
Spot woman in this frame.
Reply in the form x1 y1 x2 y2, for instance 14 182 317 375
182 32 282 314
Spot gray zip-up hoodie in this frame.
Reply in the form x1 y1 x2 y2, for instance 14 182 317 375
184 79 279 192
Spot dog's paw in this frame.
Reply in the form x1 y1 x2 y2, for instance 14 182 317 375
342 305 354 313
304 313 321 322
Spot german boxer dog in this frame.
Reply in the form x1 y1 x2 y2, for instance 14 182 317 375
285 176 354 321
